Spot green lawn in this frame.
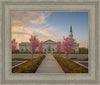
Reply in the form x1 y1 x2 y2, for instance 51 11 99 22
12 58 27 61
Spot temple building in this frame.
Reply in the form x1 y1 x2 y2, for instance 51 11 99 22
19 23 79 53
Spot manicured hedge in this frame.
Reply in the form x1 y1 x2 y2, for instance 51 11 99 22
53 52 65 54
12 52 46 54
12 55 45 73
54 55 88 73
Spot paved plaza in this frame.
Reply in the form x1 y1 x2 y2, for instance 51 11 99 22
36 54 64 73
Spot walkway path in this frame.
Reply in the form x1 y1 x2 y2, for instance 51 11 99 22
36 54 64 73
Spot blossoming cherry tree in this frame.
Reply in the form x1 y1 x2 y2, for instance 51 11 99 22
38 41 43 53
62 37 74 58
29 36 39 59
56 41 61 53
12 39 17 52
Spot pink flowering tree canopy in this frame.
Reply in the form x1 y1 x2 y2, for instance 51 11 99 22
56 41 61 52
12 39 17 52
29 36 39 59
29 36 39 53
62 37 74 58
38 41 43 53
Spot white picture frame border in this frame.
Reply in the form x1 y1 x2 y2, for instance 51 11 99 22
0 0 99 85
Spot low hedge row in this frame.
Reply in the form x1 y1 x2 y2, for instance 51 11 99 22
54 55 88 73
12 55 45 73
12 52 46 54
53 52 65 54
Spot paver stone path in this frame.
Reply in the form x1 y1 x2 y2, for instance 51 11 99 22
36 54 64 73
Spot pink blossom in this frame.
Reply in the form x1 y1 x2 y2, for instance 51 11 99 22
29 36 39 52
12 39 17 52
38 41 43 52
62 37 74 55
56 41 61 52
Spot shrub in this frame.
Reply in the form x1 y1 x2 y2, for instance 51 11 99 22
73 67 86 73
12 55 45 73
84 58 88 61
53 52 65 54
54 55 87 73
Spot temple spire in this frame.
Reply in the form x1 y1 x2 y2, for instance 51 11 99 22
70 22 72 32
69 22 73 39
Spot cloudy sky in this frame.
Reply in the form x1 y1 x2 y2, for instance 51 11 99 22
12 12 88 48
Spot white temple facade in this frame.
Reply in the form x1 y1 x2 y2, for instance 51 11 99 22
43 40 57 53
19 23 79 53
19 40 57 53
19 42 30 52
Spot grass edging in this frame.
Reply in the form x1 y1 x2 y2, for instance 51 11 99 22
12 55 45 73
54 55 88 73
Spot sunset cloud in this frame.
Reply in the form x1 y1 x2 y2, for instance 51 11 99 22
12 26 59 41
12 11 51 27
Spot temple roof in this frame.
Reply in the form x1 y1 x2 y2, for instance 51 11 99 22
43 40 56 44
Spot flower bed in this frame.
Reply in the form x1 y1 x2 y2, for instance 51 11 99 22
54 55 88 73
12 55 45 73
